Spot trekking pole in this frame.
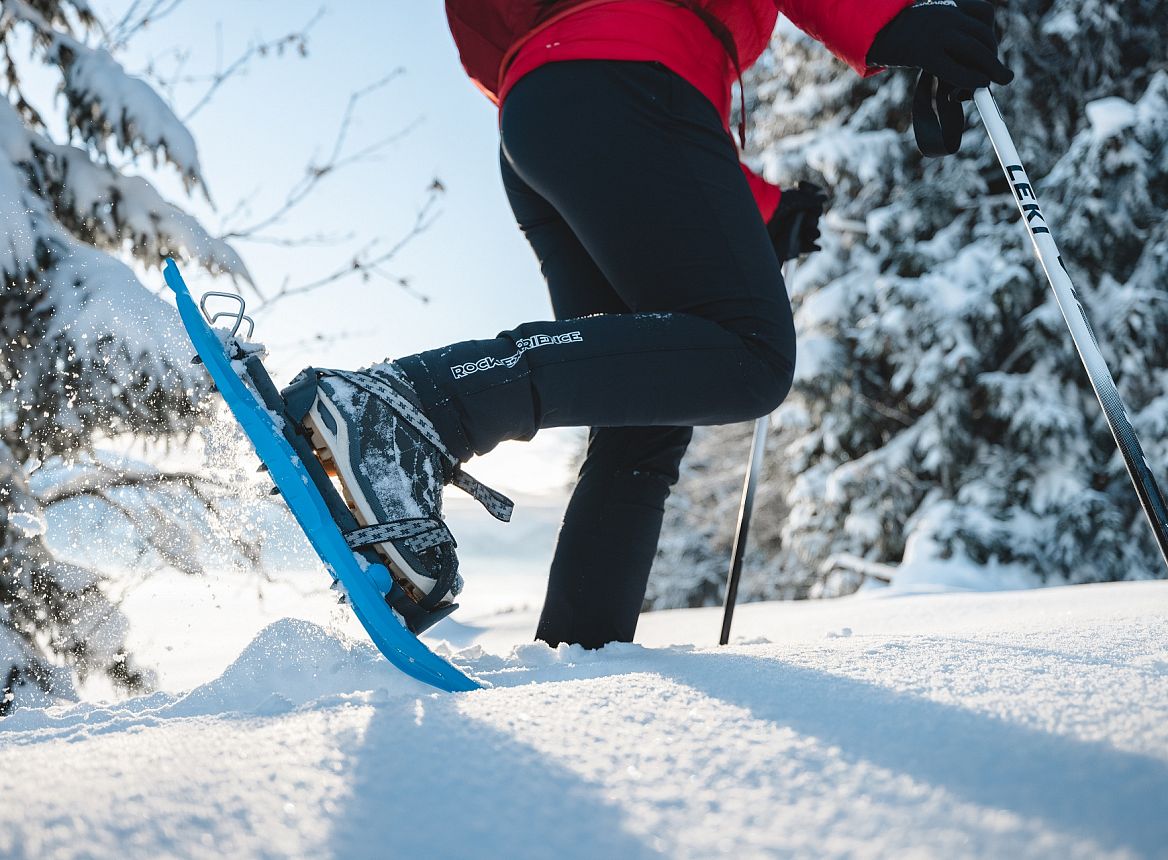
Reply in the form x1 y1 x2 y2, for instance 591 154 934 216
720 220 803 645
719 394 772 645
973 88 1168 572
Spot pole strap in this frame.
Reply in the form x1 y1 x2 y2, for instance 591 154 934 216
913 71 967 157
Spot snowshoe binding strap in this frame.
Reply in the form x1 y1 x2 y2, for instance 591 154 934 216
325 369 453 460
344 517 457 554
345 517 460 611
321 368 514 522
913 71 967 157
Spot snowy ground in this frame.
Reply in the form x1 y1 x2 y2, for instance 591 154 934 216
2 563 1166 859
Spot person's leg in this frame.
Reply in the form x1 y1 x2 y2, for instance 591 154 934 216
537 425 692 647
499 149 624 320
395 60 795 463
307 61 793 616
500 151 693 647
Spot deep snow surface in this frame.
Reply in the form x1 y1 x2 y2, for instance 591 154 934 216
2 581 1167 859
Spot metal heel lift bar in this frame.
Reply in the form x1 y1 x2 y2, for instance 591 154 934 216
200 291 255 339
974 88 1168 571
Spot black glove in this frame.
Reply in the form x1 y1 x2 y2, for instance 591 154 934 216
867 0 1014 91
767 182 826 264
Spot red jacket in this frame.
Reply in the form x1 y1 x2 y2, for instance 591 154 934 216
445 0 912 103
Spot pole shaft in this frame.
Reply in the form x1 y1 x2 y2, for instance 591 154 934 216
720 414 769 645
974 88 1168 572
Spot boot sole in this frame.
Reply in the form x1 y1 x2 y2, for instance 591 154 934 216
304 389 453 607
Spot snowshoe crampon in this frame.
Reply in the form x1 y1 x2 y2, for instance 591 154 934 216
164 259 478 692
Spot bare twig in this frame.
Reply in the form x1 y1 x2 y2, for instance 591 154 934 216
268 327 380 351
138 44 192 103
254 187 441 311
124 8 321 122
95 490 204 577
34 466 219 507
233 229 357 249
182 8 325 122
219 71 413 242
38 463 272 575
214 182 263 227
115 14 436 310
105 0 187 53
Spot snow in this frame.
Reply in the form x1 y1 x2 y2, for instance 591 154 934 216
1 5 1166 858
40 236 200 378
791 335 843 384
2 578 1166 859
7 511 46 538
58 40 202 180
0 102 38 275
1086 97 1138 141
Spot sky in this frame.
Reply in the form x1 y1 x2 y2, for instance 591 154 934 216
94 0 586 495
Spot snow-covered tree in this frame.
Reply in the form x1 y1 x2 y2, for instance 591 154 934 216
0 0 249 713
651 1 1168 608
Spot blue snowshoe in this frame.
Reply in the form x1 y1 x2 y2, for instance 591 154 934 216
164 259 512 692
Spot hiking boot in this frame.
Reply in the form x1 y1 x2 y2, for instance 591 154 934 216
283 362 513 610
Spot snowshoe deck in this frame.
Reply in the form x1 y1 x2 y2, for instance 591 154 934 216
164 259 478 693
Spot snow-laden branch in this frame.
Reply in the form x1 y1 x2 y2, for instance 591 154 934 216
4 0 206 189
32 457 268 577
0 95 250 288
818 553 895 584
34 463 213 507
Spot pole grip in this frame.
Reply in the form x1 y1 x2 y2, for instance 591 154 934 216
783 211 808 263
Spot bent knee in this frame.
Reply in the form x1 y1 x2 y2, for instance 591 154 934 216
717 300 795 419
742 344 795 419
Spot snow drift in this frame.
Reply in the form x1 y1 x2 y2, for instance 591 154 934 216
2 582 1166 860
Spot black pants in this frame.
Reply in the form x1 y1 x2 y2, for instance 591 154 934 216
397 61 795 648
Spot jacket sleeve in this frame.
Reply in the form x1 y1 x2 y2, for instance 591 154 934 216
776 0 916 76
742 163 781 222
